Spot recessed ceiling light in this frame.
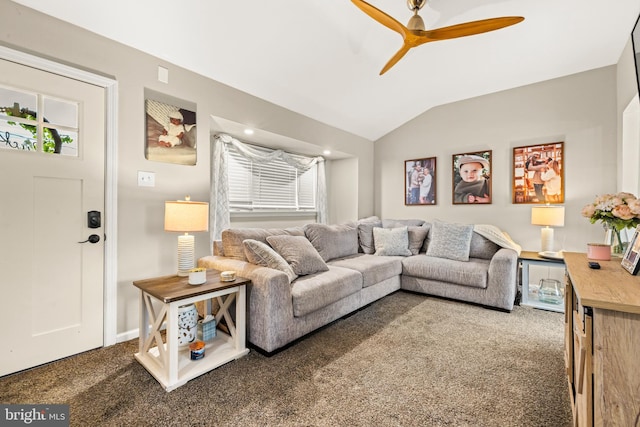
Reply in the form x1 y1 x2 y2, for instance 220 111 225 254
323 150 331 156
244 128 254 135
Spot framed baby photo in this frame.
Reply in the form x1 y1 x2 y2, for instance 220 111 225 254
512 141 564 204
622 225 640 275
405 157 436 205
144 88 197 166
452 150 492 205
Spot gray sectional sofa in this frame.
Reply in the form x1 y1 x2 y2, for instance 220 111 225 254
198 217 521 354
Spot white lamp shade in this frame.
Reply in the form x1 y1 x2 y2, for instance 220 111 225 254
531 206 565 227
164 200 209 232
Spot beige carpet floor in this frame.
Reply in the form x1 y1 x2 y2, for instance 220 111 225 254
0 292 572 426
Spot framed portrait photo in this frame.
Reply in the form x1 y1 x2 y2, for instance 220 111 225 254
512 141 564 204
452 150 492 204
622 225 640 275
144 89 197 166
405 157 436 205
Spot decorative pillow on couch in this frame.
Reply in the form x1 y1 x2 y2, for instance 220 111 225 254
357 217 382 254
266 235 329 276
243 239 298 284
373 226 412 256
407 225 429 255
426 221 474 261
304 222 359 262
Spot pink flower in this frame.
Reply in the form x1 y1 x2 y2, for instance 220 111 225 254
628 198 640 216
613 205 635 220
581 204 595 218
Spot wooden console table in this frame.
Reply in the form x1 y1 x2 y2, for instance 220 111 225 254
563 252 640 426
133 270 250 391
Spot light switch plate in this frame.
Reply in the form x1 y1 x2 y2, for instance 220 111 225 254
138 171 155 187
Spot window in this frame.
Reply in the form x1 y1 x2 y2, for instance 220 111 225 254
0 85 78 156
227 144 317 212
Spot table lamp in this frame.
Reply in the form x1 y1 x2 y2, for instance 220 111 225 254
164 196 209 276
531 205 565 253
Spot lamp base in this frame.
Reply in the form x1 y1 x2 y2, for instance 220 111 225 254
540 227 554 253
177 233 195 276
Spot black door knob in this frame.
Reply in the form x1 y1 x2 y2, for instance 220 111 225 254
78 234 100 244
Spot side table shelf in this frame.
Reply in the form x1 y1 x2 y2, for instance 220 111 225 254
133 270 250 392
519 251 565 313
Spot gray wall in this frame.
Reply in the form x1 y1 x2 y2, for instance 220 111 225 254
0 2 374 337
374 65 622 253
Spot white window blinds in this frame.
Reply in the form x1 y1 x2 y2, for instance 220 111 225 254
228 144 317 211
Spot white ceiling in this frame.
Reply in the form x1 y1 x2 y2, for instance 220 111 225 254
11 0 640 141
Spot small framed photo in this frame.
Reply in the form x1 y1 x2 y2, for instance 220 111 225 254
621 225 640 275
405 157 436 205
512 142 564 204
452 150 492 204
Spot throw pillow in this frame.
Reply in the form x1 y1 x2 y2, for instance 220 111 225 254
407 226 429 255
304 222 359 262
243 239 298 284
426 221 474 261
373 226 412 257
266 235 329 276
357 219 382 254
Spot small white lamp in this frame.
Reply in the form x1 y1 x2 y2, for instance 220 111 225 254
164 196 209 276
531 205 565 253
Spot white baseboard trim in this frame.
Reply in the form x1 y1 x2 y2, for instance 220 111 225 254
116 322 167 344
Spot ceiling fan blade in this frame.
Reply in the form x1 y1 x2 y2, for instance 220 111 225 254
380 45 411 75
351 0 408 37
425 16 524 41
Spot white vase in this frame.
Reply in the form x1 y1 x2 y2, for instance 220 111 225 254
177 304 198 346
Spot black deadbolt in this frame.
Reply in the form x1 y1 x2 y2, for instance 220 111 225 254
88 211 101 228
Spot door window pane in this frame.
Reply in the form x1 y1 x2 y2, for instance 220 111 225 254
0 85 78 156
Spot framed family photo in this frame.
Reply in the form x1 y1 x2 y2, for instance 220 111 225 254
145 89 197 166
452 150 492 204
622 225 640 275
405 157 436 205
512 141 564 204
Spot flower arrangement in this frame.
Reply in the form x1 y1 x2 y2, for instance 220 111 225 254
581 192 640 254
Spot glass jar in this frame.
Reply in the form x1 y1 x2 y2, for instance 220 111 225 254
538 279 563 305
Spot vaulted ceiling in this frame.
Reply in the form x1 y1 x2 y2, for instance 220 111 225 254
11 0 640 141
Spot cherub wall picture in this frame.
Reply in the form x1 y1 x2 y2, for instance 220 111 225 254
145 90 197 165
512 142 564 204
452 151 492 204
405 157 436 205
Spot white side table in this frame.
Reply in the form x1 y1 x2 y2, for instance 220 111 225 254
519 250 565 313
133 270 250 391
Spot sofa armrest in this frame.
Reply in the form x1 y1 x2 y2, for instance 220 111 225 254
486 248 518 311
198 255 294 351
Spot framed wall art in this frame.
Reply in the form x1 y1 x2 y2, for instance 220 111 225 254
622 225 640 275
512 141 564 204
452 150 492 204
145 89 197 166
405 157 436 205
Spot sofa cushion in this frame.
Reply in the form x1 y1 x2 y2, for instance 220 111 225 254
426 221 473 261
242 239 298 284
419 223 432 253
469 232 500 260
382 218 426 228
408 226 429 255
373 227 412 256
304 222 359 262
329 254 402 288
291 266 363 317
221 227 304 261
402 255 490 289
357 217 382 254
266 235 329 276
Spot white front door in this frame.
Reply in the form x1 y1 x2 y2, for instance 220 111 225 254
0 59 105 376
